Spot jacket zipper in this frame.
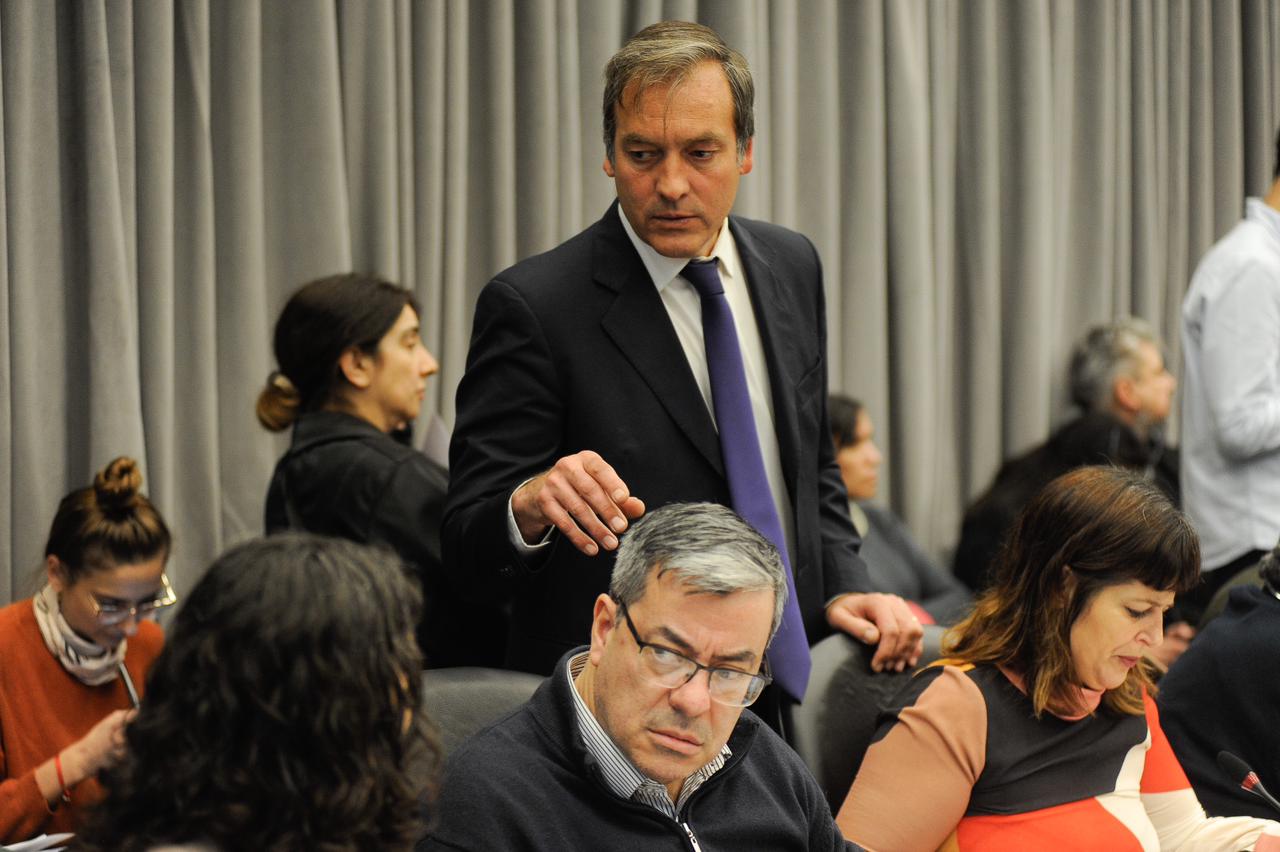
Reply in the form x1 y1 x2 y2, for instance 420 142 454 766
681 820 704 851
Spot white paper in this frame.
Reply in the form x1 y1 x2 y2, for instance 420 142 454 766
2 833 73 852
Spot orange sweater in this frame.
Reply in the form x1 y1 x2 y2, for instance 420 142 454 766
0 598 163 842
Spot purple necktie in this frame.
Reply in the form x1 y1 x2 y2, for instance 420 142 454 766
682 259 811 701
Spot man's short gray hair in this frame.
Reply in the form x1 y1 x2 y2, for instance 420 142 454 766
602 20 755 164
1068 317 1161 414
609 502 787 638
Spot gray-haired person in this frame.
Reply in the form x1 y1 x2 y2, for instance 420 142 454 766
954 316 1180 594
1180 126 1280 616
1068 316 1177 443
419 502 861 851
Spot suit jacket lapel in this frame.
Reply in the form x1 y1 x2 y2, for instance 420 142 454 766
594 207 724 476
731 218 804 500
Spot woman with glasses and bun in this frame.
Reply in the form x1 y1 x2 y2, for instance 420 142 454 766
0 456 173 843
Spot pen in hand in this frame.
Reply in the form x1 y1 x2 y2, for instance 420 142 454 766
118 661 140 708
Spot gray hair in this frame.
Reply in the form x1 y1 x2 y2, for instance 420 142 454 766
609 502 787 638
1068 317 1161 413
602 20 754 164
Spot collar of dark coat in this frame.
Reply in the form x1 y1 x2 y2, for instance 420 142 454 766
286 409 406 455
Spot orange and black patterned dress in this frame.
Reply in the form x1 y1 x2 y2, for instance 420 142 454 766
838 662 1280 851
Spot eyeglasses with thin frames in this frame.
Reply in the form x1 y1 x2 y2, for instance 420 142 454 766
88 573 178 625
616 601 771 708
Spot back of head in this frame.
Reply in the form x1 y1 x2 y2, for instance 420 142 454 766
602 20 754 163
1067 317 1159 415
828 394 865 449
78 533 436 851
256 273 417 431
609 502 787 637
947 465 1199 716
44 456 170 584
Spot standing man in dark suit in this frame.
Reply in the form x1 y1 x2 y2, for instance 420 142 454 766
445 21 921 707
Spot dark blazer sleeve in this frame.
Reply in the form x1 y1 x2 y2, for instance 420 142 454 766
816 390 871 603
797 234 873 607
818 409 872 602
443 276 565 595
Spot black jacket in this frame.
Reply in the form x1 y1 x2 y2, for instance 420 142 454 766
444 204 869 674
1158 585 1280 820
953 412 1180 592
265 410 504 667
419 649 858 851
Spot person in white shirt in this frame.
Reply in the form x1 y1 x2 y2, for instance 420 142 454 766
1180 129 1280 615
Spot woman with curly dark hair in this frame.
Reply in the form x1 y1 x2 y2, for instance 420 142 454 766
75 533 438 852
0 456 172 843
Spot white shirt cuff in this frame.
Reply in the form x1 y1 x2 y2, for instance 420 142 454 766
507 478 555 553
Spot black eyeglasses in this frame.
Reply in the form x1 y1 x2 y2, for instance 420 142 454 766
617 601 771 707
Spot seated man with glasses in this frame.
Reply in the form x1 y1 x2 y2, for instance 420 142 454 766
420 502 859 850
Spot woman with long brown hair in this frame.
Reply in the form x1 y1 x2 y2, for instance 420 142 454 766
838 466 1280 850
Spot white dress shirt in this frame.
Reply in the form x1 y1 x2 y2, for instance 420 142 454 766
1181 197 1280 570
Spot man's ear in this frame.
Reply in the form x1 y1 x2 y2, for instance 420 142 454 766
1112 375 1140 416
338 347 374 389
588 594 618 666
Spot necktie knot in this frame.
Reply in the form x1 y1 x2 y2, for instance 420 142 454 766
683 259 725 299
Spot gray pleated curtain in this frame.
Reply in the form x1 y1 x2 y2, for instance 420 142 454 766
3 0 1278 600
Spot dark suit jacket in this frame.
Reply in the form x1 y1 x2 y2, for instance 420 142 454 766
444 203 870 674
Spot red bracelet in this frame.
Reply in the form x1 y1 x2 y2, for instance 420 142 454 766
54 752 70 804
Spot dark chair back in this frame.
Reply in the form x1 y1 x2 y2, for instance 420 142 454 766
789 624 946 811
421 667 545 758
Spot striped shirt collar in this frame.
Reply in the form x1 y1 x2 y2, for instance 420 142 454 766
566 651 731 820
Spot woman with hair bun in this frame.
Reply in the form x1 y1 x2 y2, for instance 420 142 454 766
258 273 502 667
0 456 173 842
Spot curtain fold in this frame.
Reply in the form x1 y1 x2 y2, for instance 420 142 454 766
4 0 1279 600
7 0 74 600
